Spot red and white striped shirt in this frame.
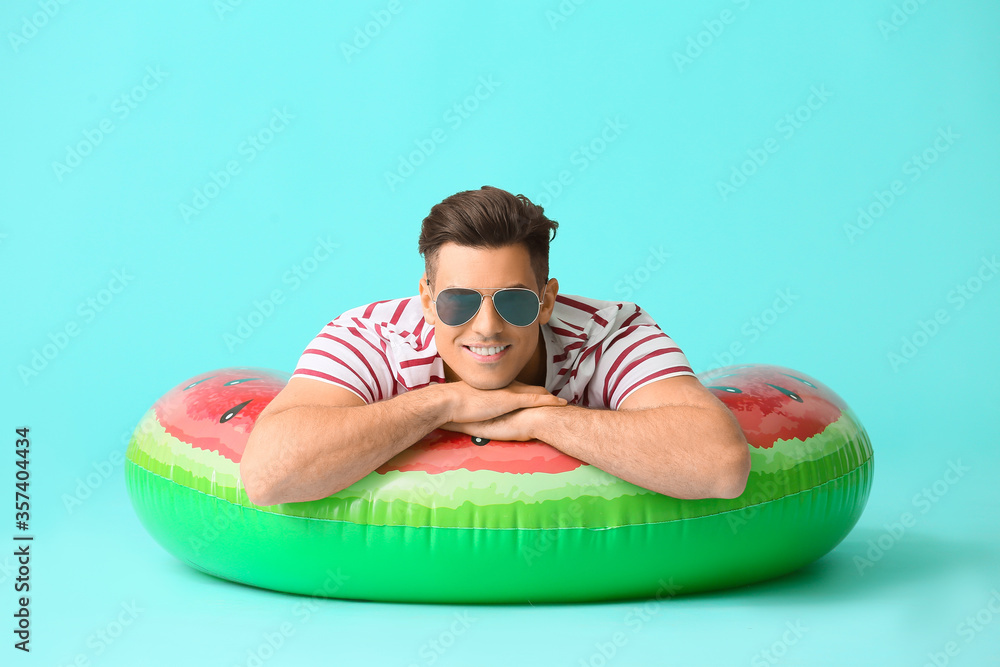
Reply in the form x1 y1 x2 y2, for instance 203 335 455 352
292 293 696 410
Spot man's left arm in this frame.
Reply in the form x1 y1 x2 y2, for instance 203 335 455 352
525 375 750 500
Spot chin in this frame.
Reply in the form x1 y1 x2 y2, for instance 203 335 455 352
464 372 514 391
468 378 507 391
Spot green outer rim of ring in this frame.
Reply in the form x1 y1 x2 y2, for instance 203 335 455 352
125 457 873 603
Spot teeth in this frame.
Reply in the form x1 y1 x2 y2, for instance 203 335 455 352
468 345 507 356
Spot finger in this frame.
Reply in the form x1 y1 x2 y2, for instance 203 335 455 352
520 393 567 407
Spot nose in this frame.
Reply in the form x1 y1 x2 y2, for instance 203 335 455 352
469 294 505 335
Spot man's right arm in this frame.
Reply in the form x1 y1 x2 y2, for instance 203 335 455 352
240 379 452 506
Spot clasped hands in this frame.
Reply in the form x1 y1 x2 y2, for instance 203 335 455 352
438 380 569 442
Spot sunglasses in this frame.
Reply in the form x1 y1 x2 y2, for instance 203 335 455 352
429 281 545 327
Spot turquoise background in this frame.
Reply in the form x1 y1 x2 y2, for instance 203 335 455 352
2 0 998 665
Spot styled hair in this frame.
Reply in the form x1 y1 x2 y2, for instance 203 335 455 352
418 186 559 292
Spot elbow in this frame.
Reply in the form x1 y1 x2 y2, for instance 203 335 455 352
240 416 348 505
240 457 279 507
711 438 752 500
241 473 275 507
241 464 346 505
240 418 283 507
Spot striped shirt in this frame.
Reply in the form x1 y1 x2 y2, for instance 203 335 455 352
292 293 696 410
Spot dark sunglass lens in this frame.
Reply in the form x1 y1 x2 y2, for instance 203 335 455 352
494 289 539 326
437 288 482 326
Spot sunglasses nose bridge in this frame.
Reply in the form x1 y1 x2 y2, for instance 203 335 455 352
472 292 504 327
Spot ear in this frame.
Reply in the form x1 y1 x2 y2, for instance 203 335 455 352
419 273 436 325
539 278 559 325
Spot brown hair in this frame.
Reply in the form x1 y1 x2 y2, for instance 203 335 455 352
418 186 559 292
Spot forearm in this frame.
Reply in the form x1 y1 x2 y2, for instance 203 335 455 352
241 384 451 505
529 404 749 500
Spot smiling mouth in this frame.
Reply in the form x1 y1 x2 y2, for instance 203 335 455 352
463 344 510 362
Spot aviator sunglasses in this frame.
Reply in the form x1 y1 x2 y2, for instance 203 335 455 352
428 279 545 327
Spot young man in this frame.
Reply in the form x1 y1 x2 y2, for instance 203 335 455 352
240 186 750 506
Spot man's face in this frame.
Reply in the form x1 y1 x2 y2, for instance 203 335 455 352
419 242 558 390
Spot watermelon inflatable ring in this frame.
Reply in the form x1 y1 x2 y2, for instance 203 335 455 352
125 363 873 603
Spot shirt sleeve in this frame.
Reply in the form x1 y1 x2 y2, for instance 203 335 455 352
586 303 696 411
291 316 397 405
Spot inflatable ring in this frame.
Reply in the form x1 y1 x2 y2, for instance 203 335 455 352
125 363 873 603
